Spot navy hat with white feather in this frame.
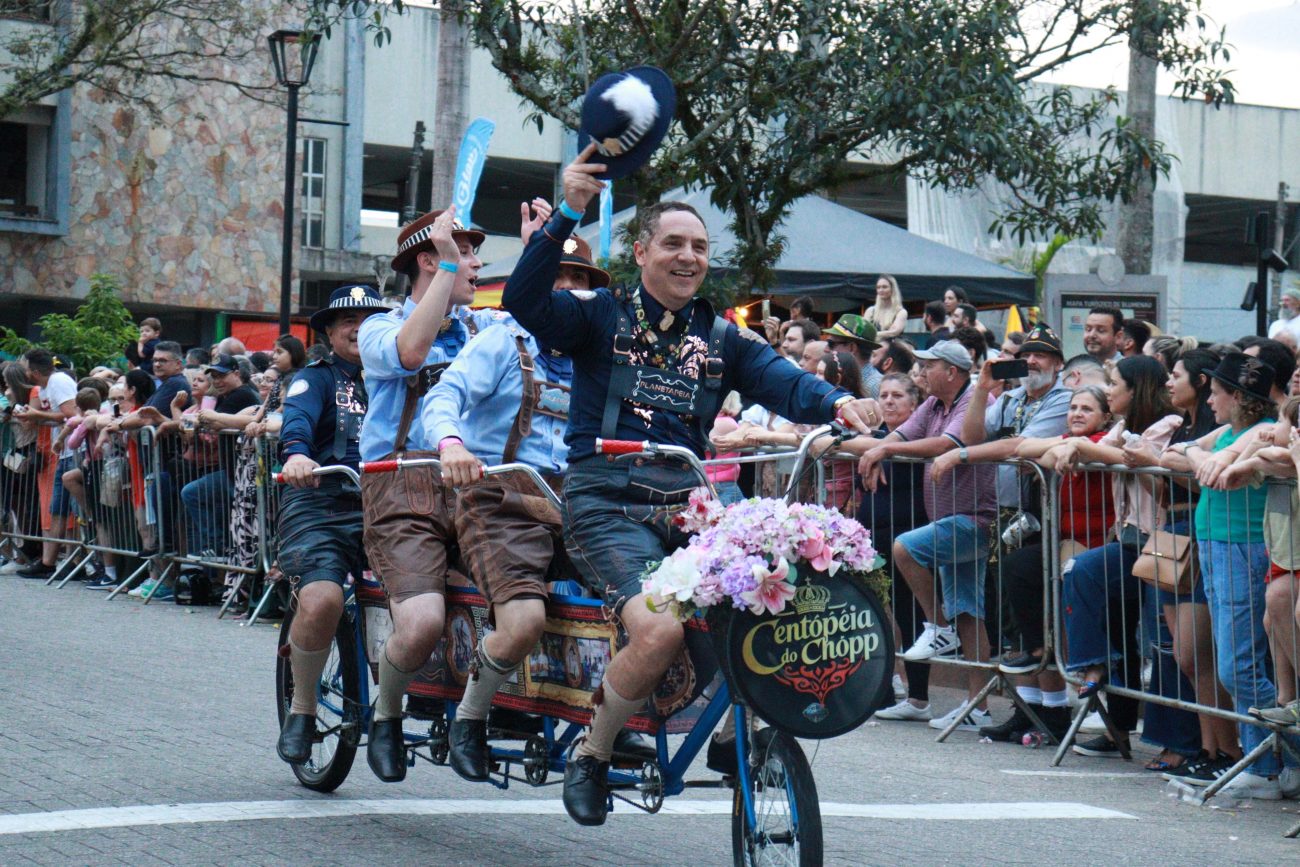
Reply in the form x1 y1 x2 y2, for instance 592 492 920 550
579 66 675 180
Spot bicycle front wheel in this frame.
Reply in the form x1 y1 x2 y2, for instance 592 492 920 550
275 605 362 792
731 729 823 867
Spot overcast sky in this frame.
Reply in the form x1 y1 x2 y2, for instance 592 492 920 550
1042 0 1300 109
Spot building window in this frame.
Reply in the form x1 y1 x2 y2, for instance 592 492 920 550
0 109 53 220
302 137 326 249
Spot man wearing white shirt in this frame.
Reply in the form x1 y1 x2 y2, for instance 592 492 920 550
1267 288 1300 347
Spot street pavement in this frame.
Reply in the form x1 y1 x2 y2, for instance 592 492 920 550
2 575 1299 865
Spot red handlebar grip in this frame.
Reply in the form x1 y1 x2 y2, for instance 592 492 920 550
595 438 650 455
359 460 401 474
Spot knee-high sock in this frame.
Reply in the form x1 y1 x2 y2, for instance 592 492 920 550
457 643 514 721
374 648 419 722
289 639 332 716
575 681 643 762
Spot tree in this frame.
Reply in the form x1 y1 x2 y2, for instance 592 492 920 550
0 273 138 372
454 0 1234 294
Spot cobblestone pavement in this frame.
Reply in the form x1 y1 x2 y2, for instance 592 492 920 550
2 575 1299 865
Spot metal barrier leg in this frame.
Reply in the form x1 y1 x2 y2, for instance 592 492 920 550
934 673 1000 743
244 580 278 627
1195 733 1279 803
1000 672 1059 746
140 560 176 607
54 550 95 589
1051 691 1130 765
106 559 152 601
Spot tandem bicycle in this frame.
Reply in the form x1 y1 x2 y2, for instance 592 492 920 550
274 425 894 865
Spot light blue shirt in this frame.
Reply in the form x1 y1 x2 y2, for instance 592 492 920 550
358 297 468 460
453 305 509 336
426 323 570 473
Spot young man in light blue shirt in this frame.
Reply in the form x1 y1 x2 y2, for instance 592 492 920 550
356 207 482 784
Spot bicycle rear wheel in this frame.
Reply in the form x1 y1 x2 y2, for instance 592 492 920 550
731 729 822 867
275 605 362 792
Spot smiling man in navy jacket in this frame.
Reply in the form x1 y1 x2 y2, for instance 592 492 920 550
503 144 881 826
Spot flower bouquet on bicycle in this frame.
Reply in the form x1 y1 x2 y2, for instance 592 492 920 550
642 490 894 738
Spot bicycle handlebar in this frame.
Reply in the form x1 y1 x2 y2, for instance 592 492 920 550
593 438 650 456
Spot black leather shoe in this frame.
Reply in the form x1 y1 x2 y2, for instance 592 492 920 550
367 718 407 782
706 735 739 777
611 729 657 763
448 718 491 781
277 713 316 764
562 749 611 826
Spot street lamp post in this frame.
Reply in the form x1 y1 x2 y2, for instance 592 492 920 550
267 28 321 336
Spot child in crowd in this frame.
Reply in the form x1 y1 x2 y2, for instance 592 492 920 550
136 317 162 376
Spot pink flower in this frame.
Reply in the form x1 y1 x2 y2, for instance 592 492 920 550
741 557 797 616
797 531 835 573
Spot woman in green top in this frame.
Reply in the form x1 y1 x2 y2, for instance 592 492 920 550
1162 352 1295 799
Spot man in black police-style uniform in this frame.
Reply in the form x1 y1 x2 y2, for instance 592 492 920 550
275 284 388 764
502 67 882 826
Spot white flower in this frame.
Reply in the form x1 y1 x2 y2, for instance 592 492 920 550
643 548 702 604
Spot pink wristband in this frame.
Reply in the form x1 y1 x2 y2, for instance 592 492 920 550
438 436 463 452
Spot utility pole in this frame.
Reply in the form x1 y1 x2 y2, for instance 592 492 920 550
1273 181 1290 313
1116 0 1156 276
430 0 469 211
402 121 426 226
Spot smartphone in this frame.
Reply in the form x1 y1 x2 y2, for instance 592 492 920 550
989 359 1029 380
113 404 121 418
761 299 771 321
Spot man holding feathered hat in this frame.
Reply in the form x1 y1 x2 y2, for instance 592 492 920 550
502 66 882 826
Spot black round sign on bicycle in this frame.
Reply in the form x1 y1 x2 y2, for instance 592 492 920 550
712 566 895 739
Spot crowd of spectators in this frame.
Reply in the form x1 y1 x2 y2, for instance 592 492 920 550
717 280 1300 801
0 317 306 610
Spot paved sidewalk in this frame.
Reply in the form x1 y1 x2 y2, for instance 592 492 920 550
1 576 1298 865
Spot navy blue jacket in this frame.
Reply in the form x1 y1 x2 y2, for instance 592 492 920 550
503 211 849 461
278 355 364 469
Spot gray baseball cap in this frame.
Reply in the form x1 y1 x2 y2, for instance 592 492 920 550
913 340 973 371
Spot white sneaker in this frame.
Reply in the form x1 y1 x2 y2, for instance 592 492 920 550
892 674 907 701
1219 771 1282 801
875 699 933 722
928 703 992 732
1280 767 1300 800
0 559 25 575
902 622 960 661
1079 710 1105 733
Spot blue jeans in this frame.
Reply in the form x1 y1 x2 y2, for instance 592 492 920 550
1198 540 1291 775
180 469 232 556
714 480 744 506
1140 580 1201 758
1062 540 1141 672
895 514 990 620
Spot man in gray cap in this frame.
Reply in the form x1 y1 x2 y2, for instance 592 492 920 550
842 339 998 732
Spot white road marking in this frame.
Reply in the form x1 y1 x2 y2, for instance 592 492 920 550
1001 769 1147 779
0 799 1134 835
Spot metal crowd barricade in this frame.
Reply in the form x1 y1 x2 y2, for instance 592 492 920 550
0 420 75 580
238 431 282 625
85 425 170 600
1048 461 1300 806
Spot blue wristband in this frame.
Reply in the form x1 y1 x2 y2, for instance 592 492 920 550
558 199 584 221
438 261 459 274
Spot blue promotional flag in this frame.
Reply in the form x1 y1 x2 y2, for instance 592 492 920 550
451 117 496 228
598 181 613 263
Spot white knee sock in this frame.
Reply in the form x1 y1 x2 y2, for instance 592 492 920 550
374 648 419 722
1042 689 1069 708
289 639 332 716
575 681 644 762
1017 686 1044 705
457 643 514 721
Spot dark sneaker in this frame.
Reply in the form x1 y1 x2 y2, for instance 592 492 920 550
17 562 54 580
979 704 1038 742
1169 751 1238 788
562 744 610 826
1071 734 1128 758
998 651 1047 675
85 574 119 590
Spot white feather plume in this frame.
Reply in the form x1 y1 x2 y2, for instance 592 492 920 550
601 75 658 127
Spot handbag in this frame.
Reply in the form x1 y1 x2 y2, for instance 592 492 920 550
99 452 126 507
1132 530 1198 594
3 450 28 474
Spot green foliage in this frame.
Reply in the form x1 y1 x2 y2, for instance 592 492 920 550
0 274 136 374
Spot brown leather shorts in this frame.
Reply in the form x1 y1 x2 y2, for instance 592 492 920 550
454 473 562 608
361 451 455 602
